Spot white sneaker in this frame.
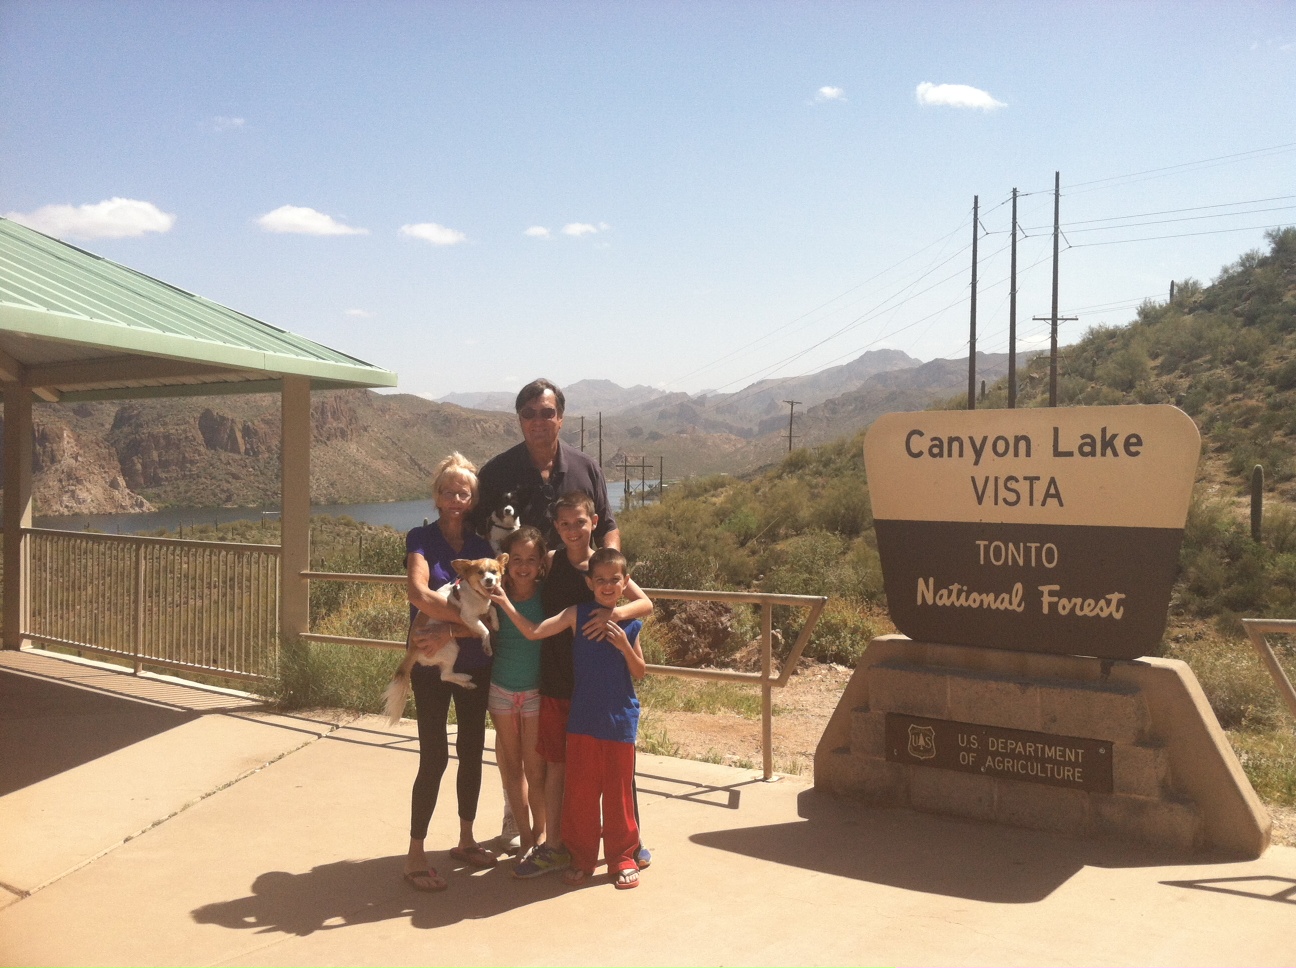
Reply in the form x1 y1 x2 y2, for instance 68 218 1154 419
500 803 522 854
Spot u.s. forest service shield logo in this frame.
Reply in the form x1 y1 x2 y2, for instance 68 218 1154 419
908 724 936 760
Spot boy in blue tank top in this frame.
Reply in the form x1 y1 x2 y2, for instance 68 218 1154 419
490 547 649 890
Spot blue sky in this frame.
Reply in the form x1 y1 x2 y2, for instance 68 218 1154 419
3 1 1294 400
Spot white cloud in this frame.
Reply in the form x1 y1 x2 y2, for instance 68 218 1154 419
915 82 1006 111
815 86 846 102
210 116 245 132
563 222 609 237
5 197 176 240
524 225 552 239
400 222 467 245
257 205 368 235
345 308 374 318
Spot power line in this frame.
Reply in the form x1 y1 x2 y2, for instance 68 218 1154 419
1024 203 1296 235
1061 141 1296 196
656 142 1294 406
1053 194 1296 226
1066 221 1294 248
659 211 976 391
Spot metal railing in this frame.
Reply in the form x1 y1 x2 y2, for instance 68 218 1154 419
301 570 828 779
23 528 281 682
1241 618 1296 723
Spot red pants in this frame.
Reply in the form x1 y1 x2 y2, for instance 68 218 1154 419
562 732 640 875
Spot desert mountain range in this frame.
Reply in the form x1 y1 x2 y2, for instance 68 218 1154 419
1 349 1020 515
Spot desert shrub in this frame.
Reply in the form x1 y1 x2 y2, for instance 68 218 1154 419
719 502 761 544
1266 504 1296 554
803 598 880 666
1164 632 1281 730
308 518 406 621
270 635 403 715
632 546 725 591
1097 343 1151 392
750 477 811 539
1230 730 1296 806
809 478 872 538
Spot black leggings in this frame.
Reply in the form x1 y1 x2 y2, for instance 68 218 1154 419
409 664 491 841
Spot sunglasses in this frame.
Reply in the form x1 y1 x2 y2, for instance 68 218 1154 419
519 406 559 421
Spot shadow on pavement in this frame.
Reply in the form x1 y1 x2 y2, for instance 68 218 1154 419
191 854 582 936
1161 875 1296 904
691 788 1221 904
0 669 197 795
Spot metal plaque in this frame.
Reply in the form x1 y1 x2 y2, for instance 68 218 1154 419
885 712 1113 793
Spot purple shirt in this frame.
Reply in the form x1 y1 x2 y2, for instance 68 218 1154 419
405 522 496 672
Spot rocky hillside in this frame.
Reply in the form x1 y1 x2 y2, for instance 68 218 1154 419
1 391 520 514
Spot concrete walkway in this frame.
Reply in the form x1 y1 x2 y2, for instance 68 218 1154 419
1 648 1295 967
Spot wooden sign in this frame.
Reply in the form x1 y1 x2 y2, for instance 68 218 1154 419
864 405 1200 659
885 713 1113 793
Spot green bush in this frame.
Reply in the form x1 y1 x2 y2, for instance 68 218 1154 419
803 598 879 666
269 635 404 715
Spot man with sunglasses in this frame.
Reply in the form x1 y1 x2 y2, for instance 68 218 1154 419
472 378 620 552
472 378 643 867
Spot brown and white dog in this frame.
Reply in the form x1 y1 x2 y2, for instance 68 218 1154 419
382 554 508 724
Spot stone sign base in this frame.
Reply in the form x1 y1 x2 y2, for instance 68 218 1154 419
815 636 1271 857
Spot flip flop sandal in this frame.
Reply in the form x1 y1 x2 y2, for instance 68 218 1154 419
403 869 447 892
562 867 589 886
614 868 640 890
449 844 497 868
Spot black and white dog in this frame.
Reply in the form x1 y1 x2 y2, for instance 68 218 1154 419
487 491 522 553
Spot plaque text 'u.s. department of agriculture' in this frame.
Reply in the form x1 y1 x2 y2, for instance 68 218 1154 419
885 712 1114 793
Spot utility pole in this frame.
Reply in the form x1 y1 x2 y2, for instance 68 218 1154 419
783 400 800 452
1048 172 1068 406
598 412 603 468
1031 174 1076 407
968 194 978 411
1009 187 1018 408
1033 312 1078 406
580 415 585 452
1169 280 1176 303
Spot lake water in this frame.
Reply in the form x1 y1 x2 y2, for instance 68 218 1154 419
34 483 660 536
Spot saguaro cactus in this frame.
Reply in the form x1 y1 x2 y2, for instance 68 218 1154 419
1251 463 1265 543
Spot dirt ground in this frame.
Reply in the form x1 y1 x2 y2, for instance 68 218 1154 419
648 661 853 777
650 660 1296 846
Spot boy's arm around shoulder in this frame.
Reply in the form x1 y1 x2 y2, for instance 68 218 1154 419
611 577 653 623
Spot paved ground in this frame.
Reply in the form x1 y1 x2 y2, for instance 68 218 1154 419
2 647 1295 967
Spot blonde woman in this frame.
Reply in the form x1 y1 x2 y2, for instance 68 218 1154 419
402 453 498 892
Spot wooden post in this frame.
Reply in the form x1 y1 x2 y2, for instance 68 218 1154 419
3 384 33 649
280 376 311 641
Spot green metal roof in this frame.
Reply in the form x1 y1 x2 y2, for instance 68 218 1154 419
0 216 397 401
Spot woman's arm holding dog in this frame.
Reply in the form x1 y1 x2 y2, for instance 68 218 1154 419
406 553 474 634
490 587 575 640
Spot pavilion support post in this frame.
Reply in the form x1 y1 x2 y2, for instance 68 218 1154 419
3 384 33 649
280 376 311 642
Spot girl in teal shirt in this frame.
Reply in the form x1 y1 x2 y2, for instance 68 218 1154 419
489 526 548 857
